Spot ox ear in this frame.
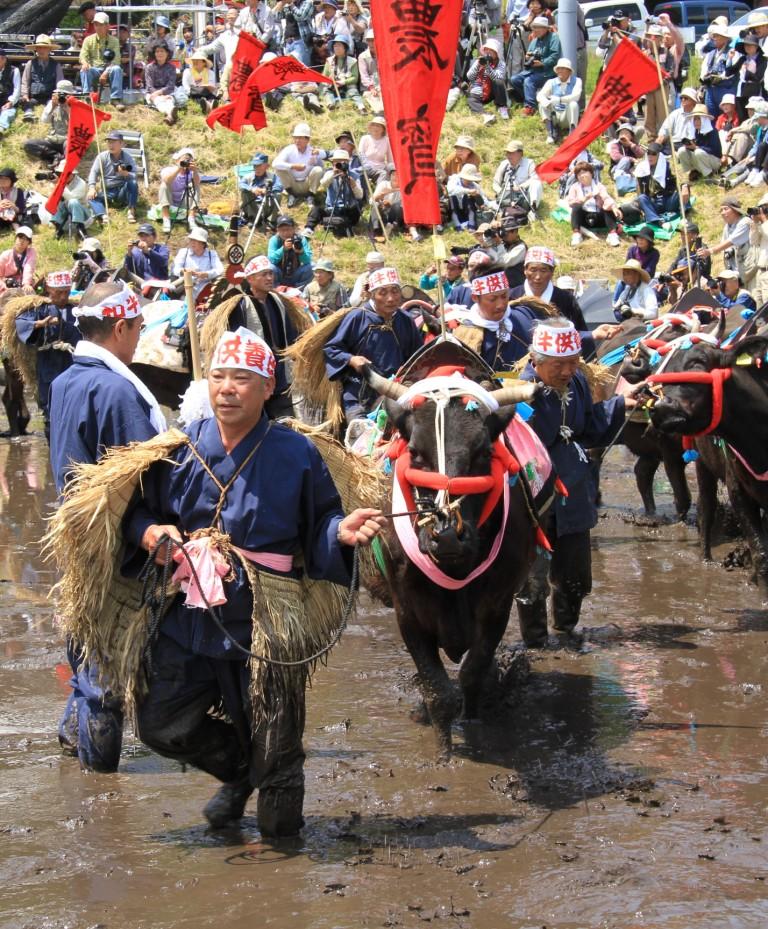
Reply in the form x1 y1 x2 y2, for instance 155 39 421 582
383 397 414 439
484 405 517 443
723 334 768 369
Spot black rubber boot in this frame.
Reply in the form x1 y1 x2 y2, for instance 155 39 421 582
257 786 305 838
516 598 549 648
203 776 254 829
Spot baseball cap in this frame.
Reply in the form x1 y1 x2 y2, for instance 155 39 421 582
93 12 110 24
137 223 156 235
251 152 269 166
106 130 124 141
15 226 33 239
276 215 296 227
313 258 334 272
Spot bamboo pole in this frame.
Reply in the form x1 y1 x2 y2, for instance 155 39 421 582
184 270 203 381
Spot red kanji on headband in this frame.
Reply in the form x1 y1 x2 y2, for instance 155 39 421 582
210 326 276 378
532 322 582 357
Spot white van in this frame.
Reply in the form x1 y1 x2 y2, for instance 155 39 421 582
581 0 651 44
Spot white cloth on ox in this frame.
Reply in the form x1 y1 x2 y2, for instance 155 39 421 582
74 340 167 434
397 373 501 411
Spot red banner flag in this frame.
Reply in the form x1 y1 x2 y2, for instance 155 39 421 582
45 98 111 215
370 0 462 225
536 38 662 183
228 32 267 100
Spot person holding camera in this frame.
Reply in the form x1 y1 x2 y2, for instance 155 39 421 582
536 57 581 145
88 130 139 224
20 35 64 121
23 79 73 165
71 237 109 291
0 227 37 301
612 259 658 322
268 215 313 287
749 194 768 307
305 150 363 239
0 48 21 137
158 148 202 235
79 12 124 110
700 23 739 117
494 216 529 288
491 140 543 218
172 227 223 301
273 0 316 66
656 222 710 301
419 255 465 299
240 153 283 231
124 223 170 282
676 103 722 182
509 16 560 116
597 10 636 67
144 44 188 126
447 163 492 233
49 161 91 241
465 38 509 125
697 197 755 289
303 258 348 317
708 268 757 313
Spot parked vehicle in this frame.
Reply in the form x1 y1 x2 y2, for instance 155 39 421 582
652 1 751 40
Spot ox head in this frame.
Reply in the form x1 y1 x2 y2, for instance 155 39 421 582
364 365 538 578
649 341 733 435
620 313 727 385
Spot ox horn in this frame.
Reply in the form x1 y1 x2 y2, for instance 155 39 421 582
492 381 539 406
638 342 654 358
364 366 408 401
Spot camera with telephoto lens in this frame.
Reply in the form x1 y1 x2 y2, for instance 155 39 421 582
336 161 349 173
72 251 89 260
645 15 660 24
483 226 500 240
56 92 69 104
524 53 535 67
264 177 274 190
477 55 489 64
288 235 303 248
747 206 766 218
118 162 133 172
35 170 57 181
179 159 191 169
657 273 673 284
102 47 115 62
706 277 719 289
618 304 634 320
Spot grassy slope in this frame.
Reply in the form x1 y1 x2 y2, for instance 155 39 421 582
0 52 746 291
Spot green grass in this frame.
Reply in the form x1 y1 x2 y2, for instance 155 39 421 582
0 53 745 291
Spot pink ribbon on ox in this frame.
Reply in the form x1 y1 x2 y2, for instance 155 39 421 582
172 537 294 609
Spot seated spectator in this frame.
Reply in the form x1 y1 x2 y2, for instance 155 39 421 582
709 268 757 312
79 12 124 110
0 169 28 233
339 0 368 54
558 148 603 199
23 79 73 165
144 15 176 62
536 56 580 144
71 236 109 291
716 94 740 157
661 222 711 300
447 164 492 232
0 48 21 136
731 102 768 187
509 16 560 116
624 226 660 278
676 104 721 182
0 227 36 299
123 222 170 282
419 255 466 298
358 117 394 186
172 227 222 301
303 258 348 317
20 35 63 121
492 139 543 216
634 143 686 225
145 45 187 126
282 52 325 114
333 130 364 180
656 86 697 150
466 38 508 125
358 29 382 114
607 123 644 195
239 152 283 231
49 162 91 241
493 215 528 288
267 214 313 287
305 149 363 238
88 130 139 224
182 49 219 114
349 250 384 305
321 35 364 111
442 135 480 181
612 259 658 321
371 170 408 239
158 147 202 234
567 161 621 247
273 123 326 207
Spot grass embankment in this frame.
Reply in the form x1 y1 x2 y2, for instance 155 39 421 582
0 53 745 290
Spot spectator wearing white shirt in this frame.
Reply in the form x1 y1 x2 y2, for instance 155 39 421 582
358 117 394 185
492 140 543 215
656 87 697 147
612 259 658 321
358 29 382 114
273 122 326 206
234 0 279 47
536 57 581 144
172 228 223 300
696 197 755 289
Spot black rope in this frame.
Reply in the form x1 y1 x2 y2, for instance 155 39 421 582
140 533 360 668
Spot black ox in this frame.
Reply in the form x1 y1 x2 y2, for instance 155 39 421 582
362 349 545 756
649 335 768 595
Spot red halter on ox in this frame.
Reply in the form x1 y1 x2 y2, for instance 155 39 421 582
647 367 733 451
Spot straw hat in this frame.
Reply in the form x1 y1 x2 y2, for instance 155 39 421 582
691 103 711 118
614 259 650 284
454 135 476 151
26 34 60 50
458 164 482 182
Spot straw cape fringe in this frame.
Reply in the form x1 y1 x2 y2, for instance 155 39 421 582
43 419 387 724
0 294 49 392
200 289 312 374
283 305 358 430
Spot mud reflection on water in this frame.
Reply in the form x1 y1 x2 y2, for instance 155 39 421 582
1 439 766 929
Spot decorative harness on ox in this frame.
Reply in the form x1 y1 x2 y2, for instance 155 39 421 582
646 330 768 481
382 366 561 590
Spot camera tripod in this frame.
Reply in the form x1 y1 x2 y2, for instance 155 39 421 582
242 181 282 254
316 172 357 255
460 0 491 80
494 164 536 222
170 170 207 235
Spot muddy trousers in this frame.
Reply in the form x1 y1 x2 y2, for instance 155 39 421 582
137 632 306 835
58 639 124 772
515 524 592 646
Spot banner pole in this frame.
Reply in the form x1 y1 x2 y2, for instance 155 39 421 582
432 229 447 340
184 269 203 381
650 41 693 291
88 95 115 267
